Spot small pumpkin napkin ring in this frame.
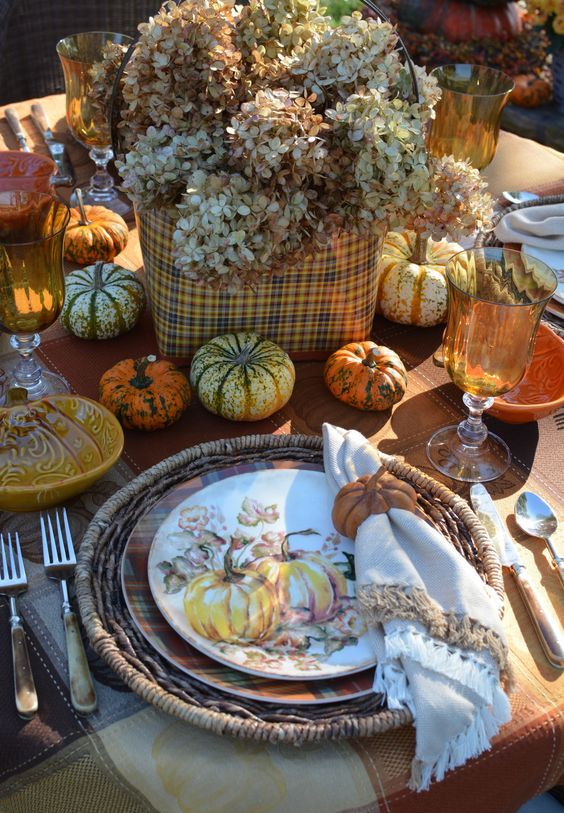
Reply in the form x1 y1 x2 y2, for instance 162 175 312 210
332 469 424 539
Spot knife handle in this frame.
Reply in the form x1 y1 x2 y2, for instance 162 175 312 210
5 108 29 151
31 104 52 137
512 564 564 669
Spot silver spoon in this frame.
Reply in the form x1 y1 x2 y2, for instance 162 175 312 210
502 191 541 205
515 492 564 588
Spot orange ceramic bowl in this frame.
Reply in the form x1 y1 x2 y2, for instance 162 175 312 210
0 150 56 193
489 324 564 423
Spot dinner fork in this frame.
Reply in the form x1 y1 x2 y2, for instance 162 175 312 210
40 510 97 716
0 532 38 718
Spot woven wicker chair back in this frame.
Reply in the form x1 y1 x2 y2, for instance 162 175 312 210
0 0 161 105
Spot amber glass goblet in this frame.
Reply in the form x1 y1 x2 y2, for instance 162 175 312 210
57 31 132 217
0 191 70 399
426 247 557 482
427 64 514 170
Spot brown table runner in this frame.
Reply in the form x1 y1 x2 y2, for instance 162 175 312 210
0 94 563 813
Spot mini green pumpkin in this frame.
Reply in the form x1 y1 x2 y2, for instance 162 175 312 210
190 332 295 421
60 261 146 340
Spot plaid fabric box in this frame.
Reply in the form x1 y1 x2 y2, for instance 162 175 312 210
138 207 385 359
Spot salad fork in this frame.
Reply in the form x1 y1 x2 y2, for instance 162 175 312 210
40 510 97 715
0 532 38 718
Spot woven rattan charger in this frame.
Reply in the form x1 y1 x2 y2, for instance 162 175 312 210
76 433 502 744
476 193 564 339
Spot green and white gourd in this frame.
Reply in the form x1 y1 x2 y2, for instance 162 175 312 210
60 261 146 340
190 332 295 422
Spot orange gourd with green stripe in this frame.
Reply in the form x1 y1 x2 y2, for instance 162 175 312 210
64 204 129 265
323 341 408 411
189 332 295 421
99 355 190 431
376 231 462 327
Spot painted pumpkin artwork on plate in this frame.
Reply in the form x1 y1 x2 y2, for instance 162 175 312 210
148 468 375 680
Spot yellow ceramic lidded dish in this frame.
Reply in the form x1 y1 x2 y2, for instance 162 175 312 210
0 393 124 511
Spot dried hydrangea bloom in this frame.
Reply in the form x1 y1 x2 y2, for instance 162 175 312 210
116 125 227 209
227 88 329 183
287 13 403 106
236 0 330 68
105 0 491 289
119 0 242 149
322 79 438 231
173 169 324 289
404 155 494 241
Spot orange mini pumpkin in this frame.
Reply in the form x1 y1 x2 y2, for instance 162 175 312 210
332 470 424 539
99 355 190 431
64 202 129 265
323 341 408 411
510 74 552 108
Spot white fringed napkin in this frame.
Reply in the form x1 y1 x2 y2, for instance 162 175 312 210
323 424 511 791
494 203 564 250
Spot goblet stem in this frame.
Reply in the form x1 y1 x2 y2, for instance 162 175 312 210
89 147 115 197
10 333 46 397
72 147 131 218
457 393 493 447
426 391 510 483
8 333 69 400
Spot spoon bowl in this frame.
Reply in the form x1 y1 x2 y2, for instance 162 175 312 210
502 191 540 205
515 491 564 586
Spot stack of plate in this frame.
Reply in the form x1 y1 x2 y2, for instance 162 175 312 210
121 462 376 706
78 434 500 742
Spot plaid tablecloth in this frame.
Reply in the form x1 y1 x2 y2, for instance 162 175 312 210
0 96 563 813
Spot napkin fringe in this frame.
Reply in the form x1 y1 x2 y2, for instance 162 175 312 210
409 703 506 792
373 661 415 715
385 627 504 708
358 583 509 675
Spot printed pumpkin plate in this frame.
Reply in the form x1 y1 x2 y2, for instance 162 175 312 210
147 463 376 680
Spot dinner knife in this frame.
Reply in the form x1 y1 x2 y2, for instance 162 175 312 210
30 104 75 186
470 484 564 670
5 107 30 151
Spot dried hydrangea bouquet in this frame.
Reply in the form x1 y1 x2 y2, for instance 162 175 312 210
97 0 492 355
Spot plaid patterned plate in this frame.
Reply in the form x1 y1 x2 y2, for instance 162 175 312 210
121 460 375 705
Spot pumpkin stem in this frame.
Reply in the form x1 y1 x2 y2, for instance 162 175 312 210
281 529 320 560
411 233 429 265
75 188 91 227
223 540 245 583
93 260 105 290
129 355 156 389
361 347 382 369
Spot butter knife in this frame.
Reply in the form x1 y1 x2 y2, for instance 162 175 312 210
5 107 30 151
30 104 75 186
470 484 564 670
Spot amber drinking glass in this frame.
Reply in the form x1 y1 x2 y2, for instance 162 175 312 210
57 31 132 217
426 247 557 482
427 64 514 170
0 191 70 399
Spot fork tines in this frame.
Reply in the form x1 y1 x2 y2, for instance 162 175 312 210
0 532 25 585
41 509 76 565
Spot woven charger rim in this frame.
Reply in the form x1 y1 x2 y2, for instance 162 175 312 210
76 433 503 744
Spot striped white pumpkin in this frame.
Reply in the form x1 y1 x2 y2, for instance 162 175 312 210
60 262 146 340
376 231 462 327
190 332 295 421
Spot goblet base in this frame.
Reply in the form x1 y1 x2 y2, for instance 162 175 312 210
426 425 510 483
2 358 70 401
70 184 132 219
